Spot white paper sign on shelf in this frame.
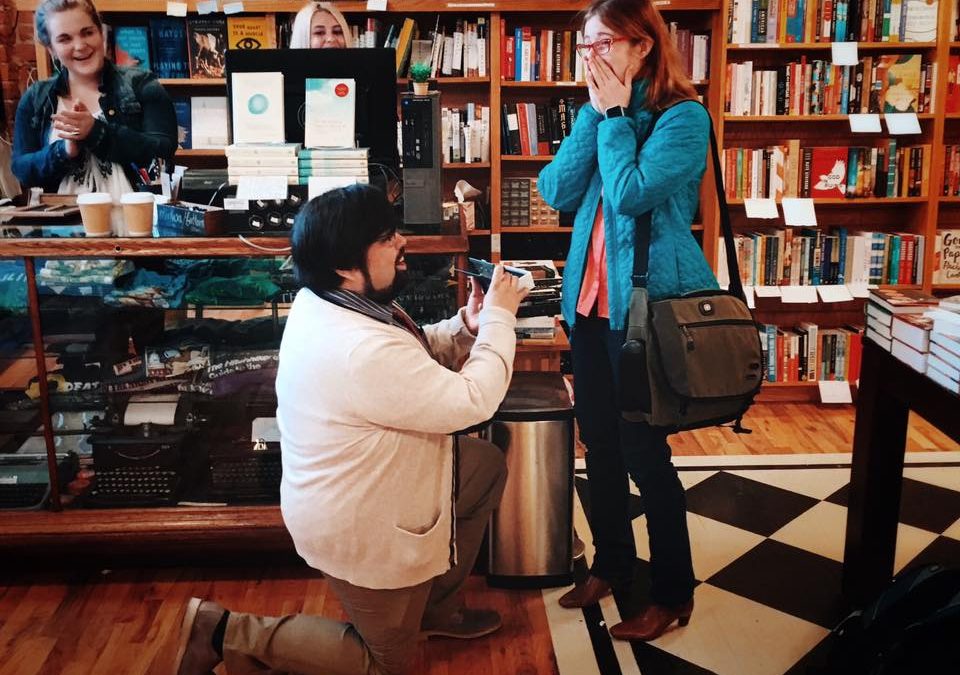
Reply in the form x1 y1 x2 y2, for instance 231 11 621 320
781 285 819 303
235 175 288 201
849 114 881 133
223 1 245 15
743 285 756 309
222 198 248 211
885 112 922 135
819 380 853 404
831 42 859 66
817 284 855 303
755 286 782 297
165 1 187 17
197 0 218 14
308 176 362 201
781 198 818 227
847 283 870 298
367 0 388 9
491 233 501 253
744 198 779 219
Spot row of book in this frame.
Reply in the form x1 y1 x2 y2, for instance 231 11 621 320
500 99 583 157
389 16 488 78
722 229 925 287
947 55 960 112
501 178 560 228
727 0 938 44
224 144 370 188
501 26 584 83
441 105 491 164
865 289 960 394
667 23 712 83
722 141 932 200
758 322 863 383
725 54 932 116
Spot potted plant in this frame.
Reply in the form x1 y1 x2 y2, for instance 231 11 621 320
410 63 431 95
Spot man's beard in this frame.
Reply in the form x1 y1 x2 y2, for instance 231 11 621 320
361 266 409 305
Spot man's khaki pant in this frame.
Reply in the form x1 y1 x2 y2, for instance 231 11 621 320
222 436 507 675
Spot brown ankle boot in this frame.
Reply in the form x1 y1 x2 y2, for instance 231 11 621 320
173 597 225 675
609 598 694 641
558 575 612 608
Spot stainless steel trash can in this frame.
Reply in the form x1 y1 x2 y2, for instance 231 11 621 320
484 372 574 588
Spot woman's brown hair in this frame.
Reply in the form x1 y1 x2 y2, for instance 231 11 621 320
581 0 697 110
35 0 103 47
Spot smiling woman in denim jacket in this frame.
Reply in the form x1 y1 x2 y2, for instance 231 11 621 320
538 0 719 643
12 0 176 224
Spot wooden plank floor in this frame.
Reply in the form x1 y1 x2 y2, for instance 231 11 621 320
2 403 958 675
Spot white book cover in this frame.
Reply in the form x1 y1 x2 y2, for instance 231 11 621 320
928 352 960 382
452 25 464 73
477 34 487 77
228 156 299 168
892 338 927 372
226 142 301 158
304 79 356 149
925 362 960 393
231 72 284 144
442 35 455 75
480 106 490 162
191 96 229 149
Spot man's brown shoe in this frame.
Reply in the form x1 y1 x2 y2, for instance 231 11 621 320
558 575 612 609
609 598 694 642
421 608 502 639
173 597 225 675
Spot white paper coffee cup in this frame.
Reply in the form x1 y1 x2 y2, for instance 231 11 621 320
121 192 155 237
76 192 114 237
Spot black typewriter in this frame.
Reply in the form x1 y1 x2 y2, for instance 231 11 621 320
208 447 282 503
86 394 198 508
0 453 78 510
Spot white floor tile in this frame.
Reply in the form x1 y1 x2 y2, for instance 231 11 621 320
944 518 960 542
728 468 851 500
770 501 848 562
646 583 829 675
541 586 602 675
903 467 960 493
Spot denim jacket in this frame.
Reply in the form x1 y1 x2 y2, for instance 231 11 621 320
538 79 719 330
12 61 177 191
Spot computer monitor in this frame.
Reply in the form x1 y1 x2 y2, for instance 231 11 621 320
224 48 399 169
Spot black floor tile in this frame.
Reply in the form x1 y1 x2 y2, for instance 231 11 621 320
899 535 960 572
707 539 847 628
631 642 718 675
826 478 960 534
684 472 820 537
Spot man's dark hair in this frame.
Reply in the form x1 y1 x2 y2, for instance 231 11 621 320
291 184 400 292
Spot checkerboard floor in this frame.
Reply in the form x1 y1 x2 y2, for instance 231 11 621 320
543 452 960 675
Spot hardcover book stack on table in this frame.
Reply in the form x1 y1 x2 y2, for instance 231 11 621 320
865 288 940 370
922 296 960 393
298 148 370 198
226 143 302 186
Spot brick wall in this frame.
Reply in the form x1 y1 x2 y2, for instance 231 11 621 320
0 0 38 136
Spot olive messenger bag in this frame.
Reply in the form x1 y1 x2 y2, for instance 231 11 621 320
618 100 763 432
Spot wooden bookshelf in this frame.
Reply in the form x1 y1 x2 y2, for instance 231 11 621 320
726 41 938 51
724 114 937 122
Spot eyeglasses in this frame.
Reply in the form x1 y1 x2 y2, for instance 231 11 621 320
575 37 632 57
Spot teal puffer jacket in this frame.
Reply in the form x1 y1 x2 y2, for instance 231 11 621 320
538 80 719 330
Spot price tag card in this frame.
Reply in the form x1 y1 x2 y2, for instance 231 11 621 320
780 285 819 303
166 1 187 17
743 285 756 309
367 0 388 9
754 286 782 298
847 283 870 298
849 114 881 133
817 285 855 302
223 2 245 15
831 42 859 66
782 198 818 227
744 198 779 219
197 0 218 14
236 175 288 201
885 113 922 135
819 380 853 404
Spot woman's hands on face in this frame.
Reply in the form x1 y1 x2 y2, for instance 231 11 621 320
585 56 640 113
51 100 95 157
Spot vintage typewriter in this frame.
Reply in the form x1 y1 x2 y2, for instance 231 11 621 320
206 415 282 503
0 454 78 510
87 394 198 507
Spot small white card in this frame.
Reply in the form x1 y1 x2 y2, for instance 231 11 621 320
491 233 501 253
197 0 218 14
742 285 756 309
831 42 859 66
251 417 281 443
165 1 187 17
780 285 819 303
819 380 853 404
817 285 855 303
367 0 388 9
847 283 870 298
781 198 818 227
223 197 249 211
849 114 881 133
885 113 922 135
308 176 362 201
223 1 245 14
755 286 782 298
744 198 779 219
236 175 288 201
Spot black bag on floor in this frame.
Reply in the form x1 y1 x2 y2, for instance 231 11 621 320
816 563 960 675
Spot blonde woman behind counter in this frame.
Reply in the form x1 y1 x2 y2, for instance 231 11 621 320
290 2 352 49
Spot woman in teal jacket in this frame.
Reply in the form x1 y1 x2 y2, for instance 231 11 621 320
538 0 718 642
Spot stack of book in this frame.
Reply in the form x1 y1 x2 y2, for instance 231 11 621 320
298 147 370 191
865 289 939 364
504 260 562 338
923 296 960 393
225 143 301 186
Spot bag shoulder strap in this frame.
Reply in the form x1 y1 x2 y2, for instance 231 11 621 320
631 99 746 303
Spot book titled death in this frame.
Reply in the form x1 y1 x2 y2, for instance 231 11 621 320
231 72 285 144
304 78 356 148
